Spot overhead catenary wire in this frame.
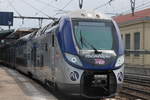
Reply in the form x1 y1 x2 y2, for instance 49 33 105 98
93 0 115 10
52 0 74 17
120 0 150 15
34 0 66 12
21 0 55 20
93 0 149 17
7 0 22 17
134 1 150 11
61 0 74 10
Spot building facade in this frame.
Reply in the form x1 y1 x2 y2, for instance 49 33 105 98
114 8 150 68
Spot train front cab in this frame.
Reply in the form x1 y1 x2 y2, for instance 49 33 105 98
55 12 124 99
56 59 124 98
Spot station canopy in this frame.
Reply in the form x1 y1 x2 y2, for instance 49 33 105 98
0 29 14 39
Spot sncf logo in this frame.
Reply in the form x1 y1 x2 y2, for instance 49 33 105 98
70 71 79 81
95 59 105 65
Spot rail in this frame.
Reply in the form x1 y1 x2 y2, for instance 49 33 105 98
120 74 150 100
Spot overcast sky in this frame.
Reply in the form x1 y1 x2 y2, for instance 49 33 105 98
0 0 149 29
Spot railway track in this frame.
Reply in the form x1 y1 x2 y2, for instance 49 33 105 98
120 74 150 100
124 76 150 87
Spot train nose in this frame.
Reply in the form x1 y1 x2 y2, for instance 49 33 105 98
80 70 117 98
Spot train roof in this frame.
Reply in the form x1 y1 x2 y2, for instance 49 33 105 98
19 33 31 40
67 10 111 20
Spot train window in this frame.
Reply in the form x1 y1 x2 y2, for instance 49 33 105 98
45 43 48 51
73 20 116 50
33 47 37 67
28 53 30 59
40 55 44 67
52 34 55 47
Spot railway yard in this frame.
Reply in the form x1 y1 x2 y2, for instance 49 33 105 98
0 65 149 100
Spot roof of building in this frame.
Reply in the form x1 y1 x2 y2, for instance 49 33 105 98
113 8 150 24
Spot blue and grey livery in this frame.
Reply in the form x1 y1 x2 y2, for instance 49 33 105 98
0 10 124 99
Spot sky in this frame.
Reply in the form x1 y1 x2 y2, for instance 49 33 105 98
0 0 149 29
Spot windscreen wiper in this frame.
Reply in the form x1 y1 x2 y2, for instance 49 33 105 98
80 30 102 54
88 43 102 54
80 30 90 49
80 30 84 48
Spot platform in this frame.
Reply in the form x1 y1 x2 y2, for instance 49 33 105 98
0 66 57 100
0 65 129 100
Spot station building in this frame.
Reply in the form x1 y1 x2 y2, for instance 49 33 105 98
114 8 150 75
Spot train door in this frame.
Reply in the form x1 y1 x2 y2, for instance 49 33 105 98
50 31 56 82
30 44 37 76
12 47 16 69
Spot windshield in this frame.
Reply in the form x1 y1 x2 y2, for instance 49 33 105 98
73 19 116 50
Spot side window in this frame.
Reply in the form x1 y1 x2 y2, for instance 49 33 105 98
33 47 37 67
28 53 30 60
134 32 140 56
134 32 140 50
125 34 130 50
49 27 58 47
52 34 55 47
45 43 48 51
125 33 130 56
40 55 44 67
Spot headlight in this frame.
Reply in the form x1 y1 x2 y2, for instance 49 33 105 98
115 55 124 67
65 53 83 66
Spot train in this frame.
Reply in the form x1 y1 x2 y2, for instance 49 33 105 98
0 10 124 99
